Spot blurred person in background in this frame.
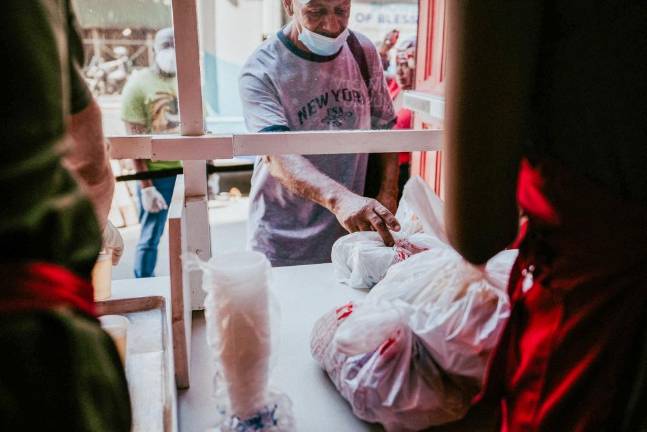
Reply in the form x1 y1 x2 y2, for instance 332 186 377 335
376 31 415 198
121 27 181 278
442 1 647 431
377 29 401 111
1 1 130 429
391 37 416 199
378 28 399 73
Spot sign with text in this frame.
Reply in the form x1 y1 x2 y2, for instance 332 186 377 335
349 2 418 45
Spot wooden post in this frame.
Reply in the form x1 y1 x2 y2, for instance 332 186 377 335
168 177 191 389
169 0 211 388
171 0 211 312
171 0 205 137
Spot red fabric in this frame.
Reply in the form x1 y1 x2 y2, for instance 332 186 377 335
394 108 412 165
0 262 96 317
387 77 400 100
480 158 647 431
388 79 410 165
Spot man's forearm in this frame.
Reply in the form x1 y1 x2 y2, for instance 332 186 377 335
377 153 399 196
265 154 350 213
266 154 401 245
133 159 153 188
375 153 400 213
64 100 114 228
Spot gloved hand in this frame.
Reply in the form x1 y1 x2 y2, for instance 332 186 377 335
102 221 124 265
141 186 168 213
207 173 220 200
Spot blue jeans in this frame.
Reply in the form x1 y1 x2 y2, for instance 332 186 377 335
134 176 176 278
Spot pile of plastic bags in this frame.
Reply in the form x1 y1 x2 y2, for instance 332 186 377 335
311 177 517 431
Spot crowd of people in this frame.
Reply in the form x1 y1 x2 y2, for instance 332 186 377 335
2 0 645 430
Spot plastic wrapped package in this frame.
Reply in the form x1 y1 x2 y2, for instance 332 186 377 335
311 177 517 431
185 251 295 432
331 231 440 289
311 302 474 432
331 178 450 290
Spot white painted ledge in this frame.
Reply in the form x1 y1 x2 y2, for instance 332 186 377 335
108 129 443 160
402 90 445 124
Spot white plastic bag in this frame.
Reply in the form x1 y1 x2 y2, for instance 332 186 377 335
312 302 472 432
311 177 517 431
331 231 440 289
185 251 295 432
337 249 515 379
332 177 449 290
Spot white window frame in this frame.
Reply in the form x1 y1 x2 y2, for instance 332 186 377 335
104 0 442 388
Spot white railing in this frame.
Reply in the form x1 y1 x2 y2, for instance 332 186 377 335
107 0 445 390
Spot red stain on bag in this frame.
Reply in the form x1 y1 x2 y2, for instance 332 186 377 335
336 302 354 320
394 239 428 263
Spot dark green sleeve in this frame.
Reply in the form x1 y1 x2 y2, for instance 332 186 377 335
67 0 92 114
0 1 101 278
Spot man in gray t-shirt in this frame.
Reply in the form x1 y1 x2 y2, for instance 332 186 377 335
239 0 400 267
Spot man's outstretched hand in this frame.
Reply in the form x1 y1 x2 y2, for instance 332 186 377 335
334 193 401 246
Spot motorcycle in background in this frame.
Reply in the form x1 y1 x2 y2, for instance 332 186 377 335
85 46 131 96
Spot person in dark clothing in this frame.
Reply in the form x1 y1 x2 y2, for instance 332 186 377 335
1 1 131 430
442 1 647 431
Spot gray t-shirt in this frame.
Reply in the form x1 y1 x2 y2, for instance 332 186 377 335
239 27 395 267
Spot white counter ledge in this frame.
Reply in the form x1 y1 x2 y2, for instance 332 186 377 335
103 277 177 432
178 263 383 432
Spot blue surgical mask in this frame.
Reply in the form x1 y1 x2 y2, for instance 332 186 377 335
298 26 349 56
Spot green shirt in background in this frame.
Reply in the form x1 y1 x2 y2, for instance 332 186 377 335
120 68 183 171
1 0 101 278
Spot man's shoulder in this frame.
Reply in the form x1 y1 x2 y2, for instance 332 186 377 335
349 30 378 55
348 29 387 81
241 35 283 75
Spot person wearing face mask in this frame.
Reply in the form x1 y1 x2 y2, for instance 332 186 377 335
239 0 400 267
121 27 181 278
391 37 416 199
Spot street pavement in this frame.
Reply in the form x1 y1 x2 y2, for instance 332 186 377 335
113 197 249 280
